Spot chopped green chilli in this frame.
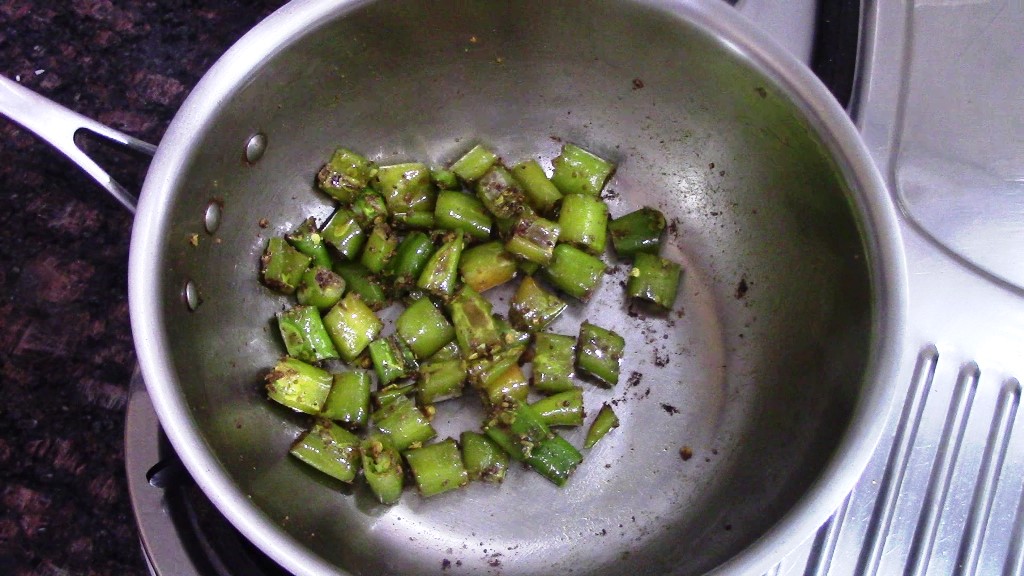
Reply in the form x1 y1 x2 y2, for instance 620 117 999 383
576 321 625 387
322 371 372 428
276 305 339 363
404 439 469 497
368 335 419 386
261 237 311 294
450 144 498 183
372 395 436 451
296 265 345 311
317 147 377 203
361 434 404 504
265 357 333 414
544 244 606 301
608 206 666 258
290 419 361 482
531 332 577 393
396 297 455 359
627 252 683 310
584 403 620 449
260 140 680 504
509 276 567 332
550 143 614 197
511 159 562 215
286 217 333 269
320 208 366 260
460 431 509 483
459 241 517 293
531 388 585 427
417 232 464 299
557 194 608 255
323 293 383 362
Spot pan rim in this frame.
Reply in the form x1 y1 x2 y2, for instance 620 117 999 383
128 1 909 575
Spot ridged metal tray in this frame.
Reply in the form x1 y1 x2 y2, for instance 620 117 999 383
760 0 1024 573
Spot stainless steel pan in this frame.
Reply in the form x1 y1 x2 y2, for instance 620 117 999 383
0 0 907 574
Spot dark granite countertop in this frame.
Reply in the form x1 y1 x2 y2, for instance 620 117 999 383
0 3 285 574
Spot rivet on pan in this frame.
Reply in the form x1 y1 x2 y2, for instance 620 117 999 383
204 200 222 234
245 132 267 164
184 279 201 311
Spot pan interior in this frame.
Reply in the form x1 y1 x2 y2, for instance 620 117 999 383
150 1 872 574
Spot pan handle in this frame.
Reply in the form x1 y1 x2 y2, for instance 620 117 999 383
0 75 157 214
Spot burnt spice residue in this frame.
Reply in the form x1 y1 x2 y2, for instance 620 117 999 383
735 278 749 299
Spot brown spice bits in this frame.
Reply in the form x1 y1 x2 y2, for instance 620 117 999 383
627 371 642 388
679 446 693 461
632 77 645 90
735 278 749 299
660 403 680 415
258 218 269 228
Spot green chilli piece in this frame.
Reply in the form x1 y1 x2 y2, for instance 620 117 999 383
416 232 464 300
543 244 606 301
320 208 366 261
428 341 462 362
417 358 467 404
404 439 469 497
351 188 389 227
276 305 339 363
323 292 383 362
296 265 345 311
505 214 561 265
333 261 389 311
449 144 498 183
460 431 509 483
321 371 372 428
317 147 378 203
467 343 527 392
359 222 399 274
286 217 333 269
557 194 608 255
373 162 437 217
431 167 460 190
530 388 585 427
434 190 493 240
459 241 517 293
360 434 404 505
265 357 333 414
374 382 417 408
576 321 625 387
396 297 455 359
494 315 531 349
290 419 361 483
531 332 577 393
484 399 582 486
387 232 435 293
608 207 666 258
509 276 567 332
371 395 436 451
478 363 529 406
260 237 311 295
476 165 528 220
511 159 562 215
550 143 614 197
368 335 419 386
627 253 683 310
584 403 620 449
447 285 501 358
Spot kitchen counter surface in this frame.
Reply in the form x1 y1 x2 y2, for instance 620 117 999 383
0 2 284 574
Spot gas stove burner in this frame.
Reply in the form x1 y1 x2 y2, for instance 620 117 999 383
126 370 289 576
